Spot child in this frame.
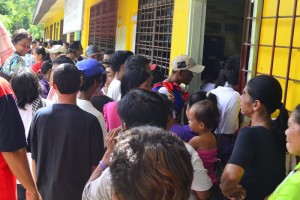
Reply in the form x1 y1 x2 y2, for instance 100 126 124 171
39 60 52 98
188 93 220 184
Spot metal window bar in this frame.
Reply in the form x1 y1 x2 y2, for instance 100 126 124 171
88 0 117 52
136 0 174 77
60 20 67 42
240 0 300 106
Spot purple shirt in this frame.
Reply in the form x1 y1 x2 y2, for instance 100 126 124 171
169 124 197 142
40 78 50 99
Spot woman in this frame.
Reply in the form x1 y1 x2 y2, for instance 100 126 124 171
268 105 300 199
103 55 152 130
10 68 46 199
1 29 32 80
32 46 47 73
220 75 288 200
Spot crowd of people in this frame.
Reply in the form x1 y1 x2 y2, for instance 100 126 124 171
1 25 300 200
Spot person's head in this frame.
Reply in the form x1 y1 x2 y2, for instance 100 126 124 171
42 41 48 48
63 41 69 49
11 68 41 109
69 41 83 58
33 46 46 62
171 55 205 85
57 40 63 45
109 50 134 76
31 40 37 49
185 90 208 119
224 54 240 86
105 67 115 87
76 58 106 92
66 48 76 61
48 40 57 48
118 89 168 129
50 56 75 83
48 45 66 60
11 29 32 56
86 45 101 61
242 75 283 116
41 60 52 81
110 126 193 200
103 49 114 62
52 63 81 94
188 93 220 132
285 105 300 156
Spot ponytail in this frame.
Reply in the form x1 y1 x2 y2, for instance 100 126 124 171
272 105 289 152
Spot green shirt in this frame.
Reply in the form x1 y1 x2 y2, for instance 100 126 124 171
268 162 300 200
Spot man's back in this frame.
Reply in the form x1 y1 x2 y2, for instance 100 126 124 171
30 104 104 200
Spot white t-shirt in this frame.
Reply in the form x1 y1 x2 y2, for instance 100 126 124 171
107 76 121 101
77 98 107 145
210 86 241 135
82 143 213 200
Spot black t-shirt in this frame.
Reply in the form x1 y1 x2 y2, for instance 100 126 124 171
229 126 285 200
29 104 104 200
0 78 26 152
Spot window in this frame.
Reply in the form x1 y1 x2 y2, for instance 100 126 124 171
240 0 300 110
136 0 174 77
89 0 117 52
60 20 67 42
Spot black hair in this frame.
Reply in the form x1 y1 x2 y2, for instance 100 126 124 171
188 90 208 107
11 29 32 44
247 75 289 150
57 40 63 45
42 41 48 48
49 40 57 47
41 61 52 75
190 93 220 131
32 40 37 44
109 50 134 72
53 63 81 94
104 49 114 55
224 55 240 86
121 68 151 98
69 41 82 50
79 74 105 92
34 46 47 61
52 55 74 66
11 68 41 109
201 59 221 83
118 89 168 129
293 104 300 125
66 48 75 54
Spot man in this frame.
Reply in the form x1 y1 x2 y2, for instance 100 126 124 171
47 45 66 60
69 41 84 62
76 58 107 144
0 77 41 200
85 45 101 61
29 63 104 200
82 89 213 200
152 55 204 122
106 50 133 101
102 49 114 62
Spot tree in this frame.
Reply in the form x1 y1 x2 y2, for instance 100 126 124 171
0 0 43 39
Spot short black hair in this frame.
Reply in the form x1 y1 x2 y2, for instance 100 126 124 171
103 49 114 55
52 55 74 66
34 46 46 61
69 41 82 50
224 54 240 86
11 29 32 44
109 50 133 72
11 68 41 109
79 74 105 92
118 89 168 129
53 63 81 94
42 41 48 48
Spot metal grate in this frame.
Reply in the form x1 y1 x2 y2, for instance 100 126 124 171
88 0 117 52
60 20 67 42
50 25 53 40
135 0 174 77
240 0 300 109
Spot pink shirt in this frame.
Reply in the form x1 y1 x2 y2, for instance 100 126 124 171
196 148 218 184
103 101 122 131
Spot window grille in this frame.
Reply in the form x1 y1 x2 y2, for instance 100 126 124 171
50 25 53 40
88 0 117 52
136 0 174 77
70 32 75 43
240 0 300 109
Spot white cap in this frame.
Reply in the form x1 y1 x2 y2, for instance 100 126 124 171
46 45 66 54
172 55 205 73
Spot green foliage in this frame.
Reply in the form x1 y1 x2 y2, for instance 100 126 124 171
0 0 43 39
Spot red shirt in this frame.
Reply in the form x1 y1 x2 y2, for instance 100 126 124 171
32 61 42 73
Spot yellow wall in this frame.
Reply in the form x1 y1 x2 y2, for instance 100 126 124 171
170 0 190 71
256 0 300 111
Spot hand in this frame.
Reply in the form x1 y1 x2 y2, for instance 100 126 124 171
26 190 42 200
226 185 247 200
102 127 121 165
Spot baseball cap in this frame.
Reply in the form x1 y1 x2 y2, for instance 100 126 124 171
46 45 66 54
172 55 205 73
76 58 106 77
86 45 101 56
